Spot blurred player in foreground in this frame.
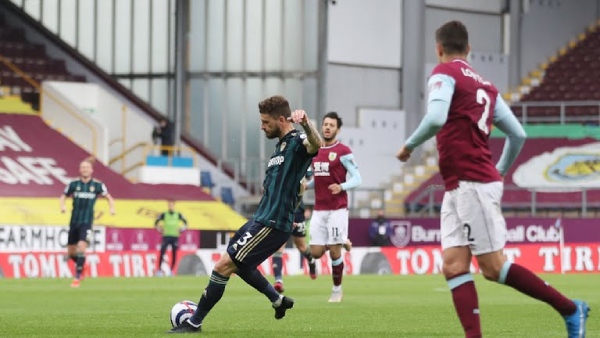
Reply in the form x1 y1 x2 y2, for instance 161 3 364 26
168 95 321 334
396 20 589 338
306 111 362 303
154 200 188 276
60 157 115 288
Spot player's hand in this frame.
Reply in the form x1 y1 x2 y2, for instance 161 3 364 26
60 206 66 213
288 110 309 125
109 208 116 215
396 145 412 162
328 183 343 194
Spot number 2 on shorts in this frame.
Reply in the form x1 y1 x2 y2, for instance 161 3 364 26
463 224 475 242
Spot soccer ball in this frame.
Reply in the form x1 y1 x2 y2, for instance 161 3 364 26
170 300 197 327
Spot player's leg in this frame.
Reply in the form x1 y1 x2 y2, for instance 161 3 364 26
292 223 316 279
440 187 481 337
470 182 588 336
327 208 349 303
272 244 285 293
172 251 238 333
171 223 253 333
156 237 168 276
309 211 329 259
71 225 90 287
66 226 78 264
226 221 294 319
170 237 179 275
66 227 78 280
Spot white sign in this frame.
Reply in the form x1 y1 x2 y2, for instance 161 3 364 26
513 142 600 191
0 225 106 253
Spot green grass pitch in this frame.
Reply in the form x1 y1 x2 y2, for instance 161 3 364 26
0 274 597 337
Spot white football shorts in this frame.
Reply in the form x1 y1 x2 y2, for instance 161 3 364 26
440 181 506 255
309 209 349 245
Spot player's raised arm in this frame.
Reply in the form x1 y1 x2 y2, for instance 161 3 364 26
289 110 322 154
397 74 455 162
492 94 527 176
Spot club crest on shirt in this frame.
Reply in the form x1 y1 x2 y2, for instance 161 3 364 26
428 80 442 93
280 142 287 152
76 185 81 191
90 185 95 192
328 152 337 161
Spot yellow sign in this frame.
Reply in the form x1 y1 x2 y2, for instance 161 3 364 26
0 198 246 230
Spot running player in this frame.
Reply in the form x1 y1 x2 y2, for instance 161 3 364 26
168 95 322 333
306 111 362 303
396 20 589 338
59 157 115 288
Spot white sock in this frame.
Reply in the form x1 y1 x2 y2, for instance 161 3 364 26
332 285 342 292
272 294 283 307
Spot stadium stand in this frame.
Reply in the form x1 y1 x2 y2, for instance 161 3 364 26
0 12 86 110
0 113 213 201
405 127 600 216
510 22 600 123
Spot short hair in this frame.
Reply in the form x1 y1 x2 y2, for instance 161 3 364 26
258 95 291 119
323 111 343 128
435 20 469 55
82 157 95 165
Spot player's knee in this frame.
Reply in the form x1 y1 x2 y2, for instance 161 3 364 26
294 239 306 252
481 268 500 281
442 262 469 279
311 246 325 258
328 245 342 258
213 253 237 277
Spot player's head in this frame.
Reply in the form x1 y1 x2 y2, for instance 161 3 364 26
435 20 470 62
159 118 168 127
321 111 342 143
168 200 175 211
79 157 94 179
258 95 292 139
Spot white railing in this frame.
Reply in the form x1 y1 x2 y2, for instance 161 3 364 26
512 100 600 125
408 185 597 217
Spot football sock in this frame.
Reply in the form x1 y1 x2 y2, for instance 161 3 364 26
75 253 85 279
447 273 481 338
189 271 229 326
498 261 576 316
237 268 281 303
272 252 283 281
170 248 178 271
331 256 344 287
301 248 314 263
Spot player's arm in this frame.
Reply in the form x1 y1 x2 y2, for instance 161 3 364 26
305 168 315 190
339 154 362 191
100 183 116 215
492 94 527 176
397 74 455 162
154 213 165 232
59 183 73 213
179 213 189 232
290 110 322 154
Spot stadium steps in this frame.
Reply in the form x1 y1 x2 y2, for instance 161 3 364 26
0 94 36 114
364 152 438 218
503 19 600 103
